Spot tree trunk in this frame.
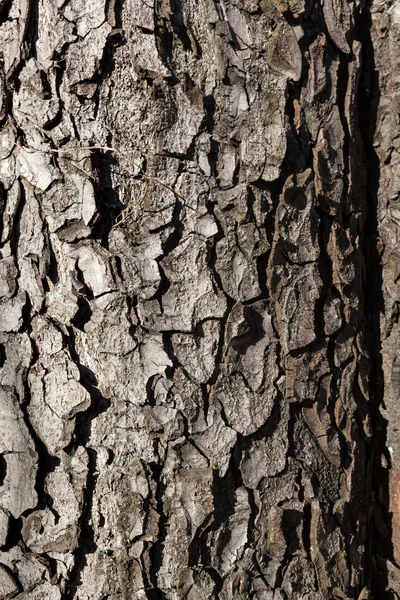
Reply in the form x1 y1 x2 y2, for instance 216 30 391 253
0 0 397 598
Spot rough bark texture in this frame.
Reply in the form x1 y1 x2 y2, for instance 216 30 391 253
0 0 398 598
370 0 400 594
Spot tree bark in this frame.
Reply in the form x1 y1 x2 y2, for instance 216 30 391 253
0 0 397 598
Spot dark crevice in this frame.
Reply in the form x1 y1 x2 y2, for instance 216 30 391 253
90 148 126 242
70 296 93 330
146 455 167 600
1 515 22 552
64 448 99 600
0 0 12 26
160 199 185 255
0 454 7 486
357 2 388 597
0 343 5 369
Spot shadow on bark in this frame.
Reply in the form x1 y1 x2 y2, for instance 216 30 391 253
358 2 394 596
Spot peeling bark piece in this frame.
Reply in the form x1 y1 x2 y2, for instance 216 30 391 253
42 171 95 235
0 152 16 190
92 453 151 551
28 350 91 453
0 509 9 546
18 186 48 279
271 0 305 17
275 169 320 264
0 332 32 399
145 405 185 440
162 85 204 156
71 242 114 298
310 502 350 596
172 319 220 384
19 257 46 314
267 21 302 81
127 0 155 30
74 551 146 599
22 450 88 554
322 0 352 54
0 257 18 298
17 582 62 599
302 377 342 467
0 121 16 160
140 235 226 332
36 0 76 67
305 35 329 103
47 368 90 419
109 228 162 299
63 0 107 37
0 292 26 332
16 147 58 191
1 181 21 242
14 59 60 130
66 22 112 86
159 468 214 593
128 24 170 77
138 155 181 229
225 301 279 392
271 262 322 354
216 222 268 301
312 116 345 215
282 556 317 600
224 72 249 119
240 89 287 182
84 294 137 354
0 548 53 594
323 290 343 336
75 296 171 404
217 143 238 189
192 401 237 476
209 487 251 576
216 301 279 435
176 567 217 600
240 400 289 487
0 390 37 517
0 0 31 75
0 565 19 598
215 368 274 436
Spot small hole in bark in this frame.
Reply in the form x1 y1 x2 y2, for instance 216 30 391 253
284 185 307 210
106 449 115 465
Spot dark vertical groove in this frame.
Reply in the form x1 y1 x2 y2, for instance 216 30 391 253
146 456 167 600
357 2 389 596
63 448 99 600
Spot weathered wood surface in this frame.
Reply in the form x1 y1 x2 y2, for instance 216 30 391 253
0 0 397 598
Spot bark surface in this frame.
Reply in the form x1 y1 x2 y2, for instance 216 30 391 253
0 0 398 598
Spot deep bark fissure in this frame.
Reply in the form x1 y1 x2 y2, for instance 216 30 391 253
357 3 391 595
